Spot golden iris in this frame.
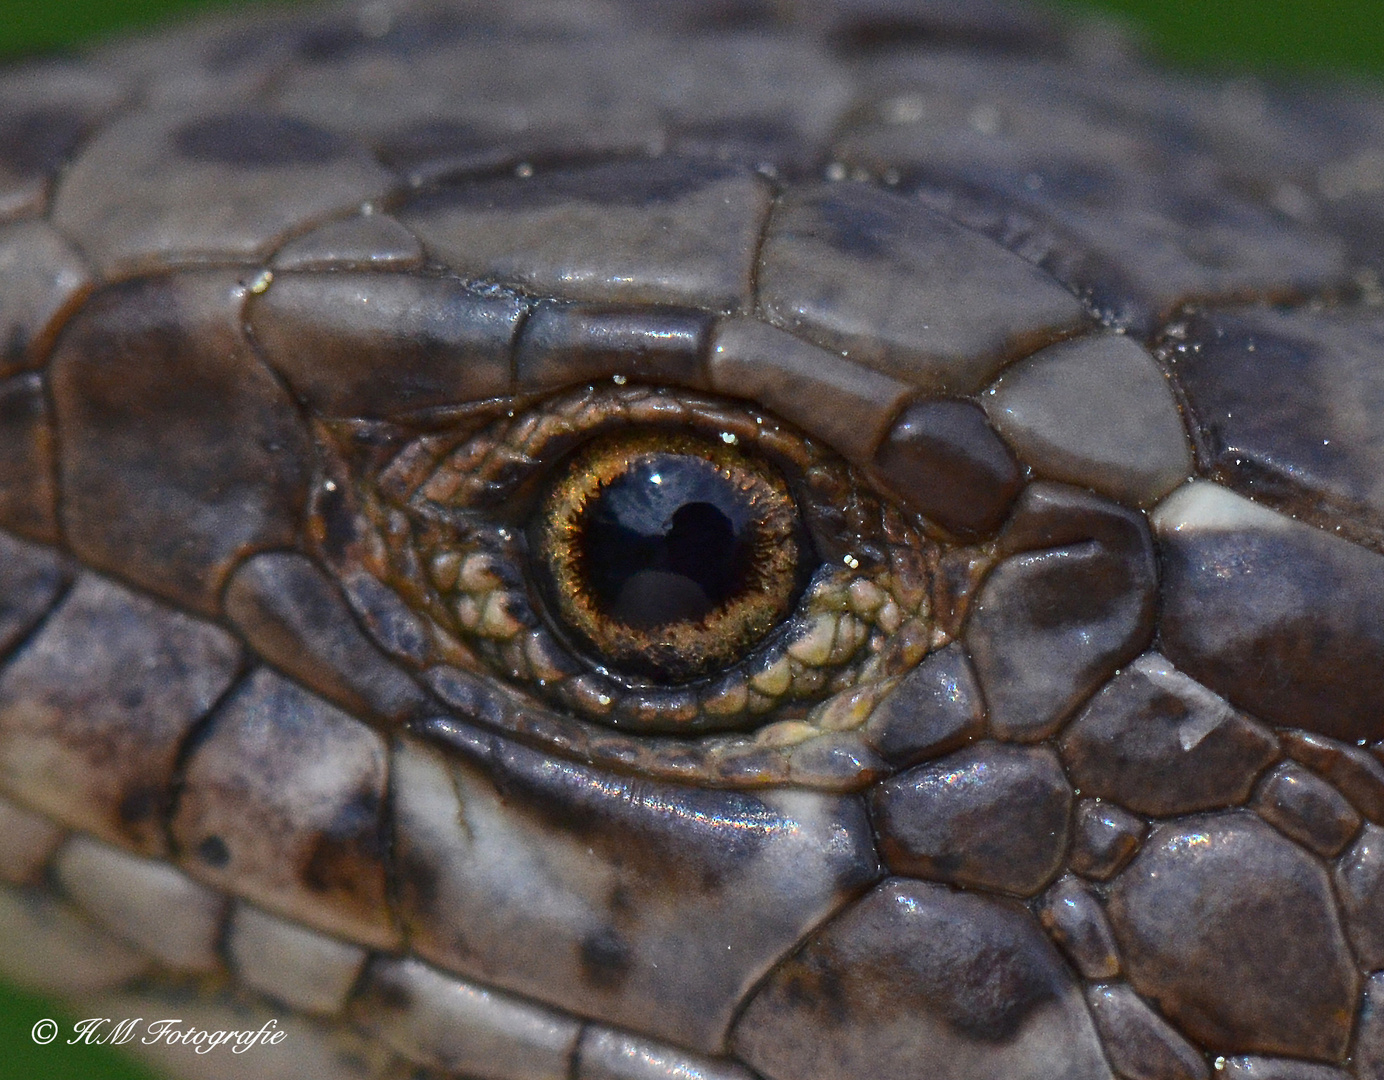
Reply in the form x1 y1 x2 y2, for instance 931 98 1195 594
531 429 807 684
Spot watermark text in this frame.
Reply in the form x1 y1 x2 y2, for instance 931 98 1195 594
31 1016 286 1054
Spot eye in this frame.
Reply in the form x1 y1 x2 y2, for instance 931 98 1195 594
317 384 949 735
531 429 809 683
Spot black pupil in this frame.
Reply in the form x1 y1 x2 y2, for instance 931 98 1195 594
580 454 755 629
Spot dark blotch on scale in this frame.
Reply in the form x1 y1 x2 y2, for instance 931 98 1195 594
171 113 349 167
581 454 756 630
0 107 94 181
872 399 1022 540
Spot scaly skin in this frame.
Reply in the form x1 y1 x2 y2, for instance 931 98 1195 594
1 3 1384 1079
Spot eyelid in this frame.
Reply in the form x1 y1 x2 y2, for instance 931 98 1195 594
251 269 1032 554
250 271 926 475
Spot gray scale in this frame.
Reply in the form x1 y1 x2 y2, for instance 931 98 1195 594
0 1 1381 1078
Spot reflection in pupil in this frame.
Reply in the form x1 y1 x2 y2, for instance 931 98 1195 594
580 456 754 630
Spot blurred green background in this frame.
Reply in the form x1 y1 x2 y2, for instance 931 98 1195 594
0 0 1379 1078
1072 0 1384 76
2 0 1384 73
1 0 1384 73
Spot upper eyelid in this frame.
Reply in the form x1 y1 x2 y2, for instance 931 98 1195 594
247 272 917 474
249 268 1039 550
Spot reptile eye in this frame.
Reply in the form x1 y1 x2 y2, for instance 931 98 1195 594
531 430 809 683
320 384 944 734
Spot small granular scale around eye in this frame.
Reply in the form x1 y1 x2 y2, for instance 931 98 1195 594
532 430 809 684
334 381 941 733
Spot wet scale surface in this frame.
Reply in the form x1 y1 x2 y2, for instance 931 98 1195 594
1 1 1384 1078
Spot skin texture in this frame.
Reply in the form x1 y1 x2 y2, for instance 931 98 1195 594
0 4 1380 1080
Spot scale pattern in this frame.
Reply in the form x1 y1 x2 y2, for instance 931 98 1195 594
1 1 1384 1078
